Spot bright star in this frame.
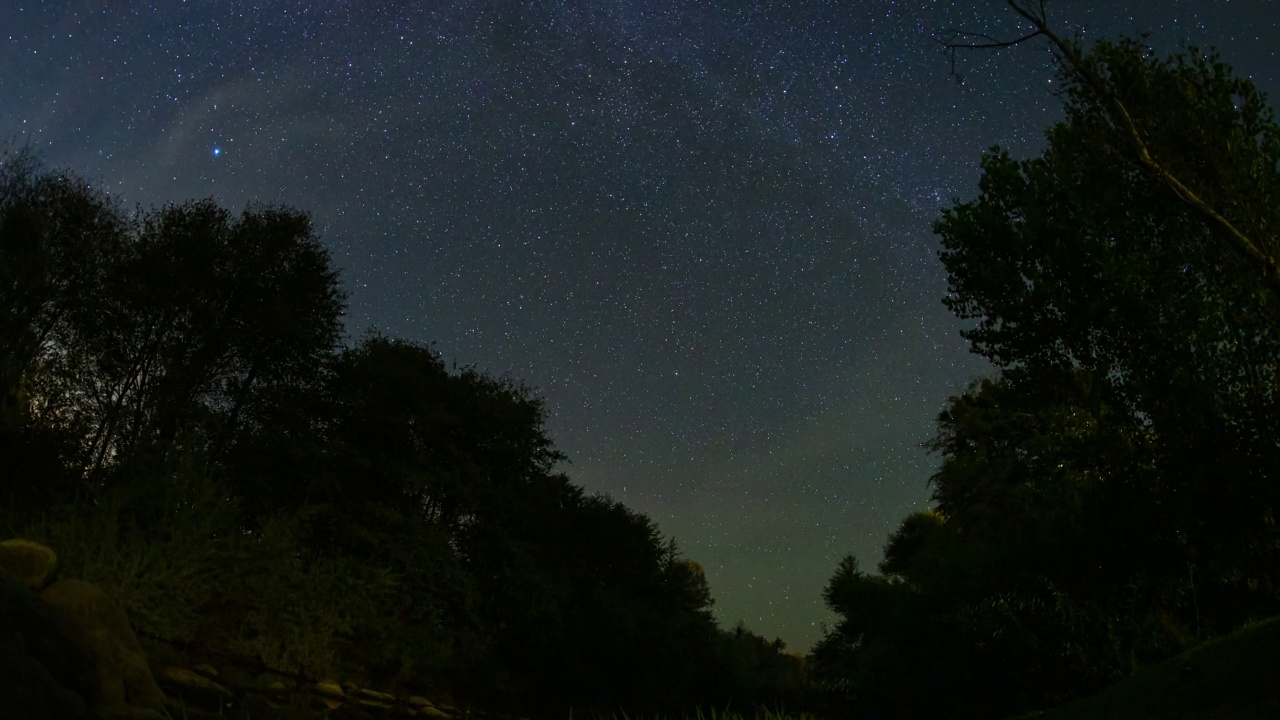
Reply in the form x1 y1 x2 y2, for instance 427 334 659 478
212 146 222 157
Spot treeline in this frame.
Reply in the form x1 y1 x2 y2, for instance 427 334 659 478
0 147 802 716
810 36 1280 719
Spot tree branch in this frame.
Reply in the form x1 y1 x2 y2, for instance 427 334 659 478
936 29 1045 82
943 0 1280 294
937 0 1048 83
1003 1 1280 292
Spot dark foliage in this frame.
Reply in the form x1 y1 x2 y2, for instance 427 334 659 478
0 144 805 717
0 572 96 720
814 32 1280 720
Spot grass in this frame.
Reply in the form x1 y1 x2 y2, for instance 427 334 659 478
576 709 819 720
161 701 821 720
1007 616 1280 720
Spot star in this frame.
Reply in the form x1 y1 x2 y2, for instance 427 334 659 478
2 0 1275 654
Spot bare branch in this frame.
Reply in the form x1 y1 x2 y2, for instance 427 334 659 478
936 0 1049 83
936 29 1045 83
939 29 1044 51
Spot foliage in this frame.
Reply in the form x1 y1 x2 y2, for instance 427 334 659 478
0 145 805 718
1007 616 1280 720
2 468 235 645
935 38 1280 591
815 29 1280 720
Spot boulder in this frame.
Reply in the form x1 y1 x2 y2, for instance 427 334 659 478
315 679 346 709
0 537 59 590
39 578 167 718
158 666 233 705
0 570 96 719
353 686 397 708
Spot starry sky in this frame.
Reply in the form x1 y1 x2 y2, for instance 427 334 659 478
3 0 1277 652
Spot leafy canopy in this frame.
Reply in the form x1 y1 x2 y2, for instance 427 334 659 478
816 29 1280 720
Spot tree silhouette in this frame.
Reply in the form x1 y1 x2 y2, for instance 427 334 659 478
818 21 1280 719
934 36 1280 609
1 148 810 717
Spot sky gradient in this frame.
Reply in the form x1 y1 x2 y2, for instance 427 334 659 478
3 0 1278 651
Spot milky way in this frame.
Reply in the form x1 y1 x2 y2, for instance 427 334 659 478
3 0 1277 650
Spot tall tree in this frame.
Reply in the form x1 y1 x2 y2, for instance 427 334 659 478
944 1 1280 293
935 33 1280 615
818 19 1280 718
1 147 131 508
80 200 345 477
2 149 779 718
0 149 127 427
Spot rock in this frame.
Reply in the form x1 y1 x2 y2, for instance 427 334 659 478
406 695 453 718
192 663 219 678
315 680 345 709
39 578 167 718
0 571 96 719
353 686 397 707
0 537 59 590
99 707 168 720
158 666 232 706
315 679 345 698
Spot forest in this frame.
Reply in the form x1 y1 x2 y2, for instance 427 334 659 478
0 141 807 717
3 9 1280 720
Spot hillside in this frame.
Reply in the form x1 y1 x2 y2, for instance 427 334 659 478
1010 617 1280 720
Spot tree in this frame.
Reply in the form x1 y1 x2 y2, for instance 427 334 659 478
927 2 1280 707
934 29 1280 617
0 149 346 501
3 148 798 718
878 508 946 578
943 1 1280 294
817 17 1280 717
77 199 345 480
812 552 981 719
1 147 131 509
275 334 727 712
927 369 1161 575
926 370 1194 696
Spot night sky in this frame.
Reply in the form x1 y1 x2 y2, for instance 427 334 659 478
3 0 1277 652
